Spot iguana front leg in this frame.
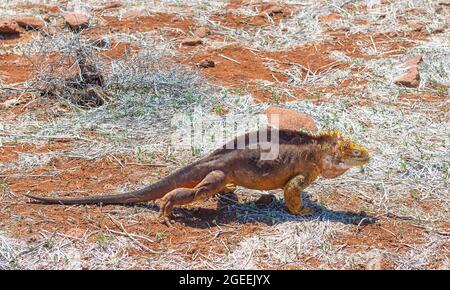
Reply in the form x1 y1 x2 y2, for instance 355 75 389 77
283 174 315 216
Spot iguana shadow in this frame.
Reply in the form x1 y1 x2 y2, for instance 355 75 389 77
134 191 378 229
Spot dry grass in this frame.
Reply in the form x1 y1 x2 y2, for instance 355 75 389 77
0 0 449 269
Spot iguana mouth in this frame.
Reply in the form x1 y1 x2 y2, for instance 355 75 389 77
346 156 370 166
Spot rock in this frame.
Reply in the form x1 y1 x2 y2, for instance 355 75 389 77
395 55 422 88
255 194 276 208
395 67 420 88
404 55 423 68
15 17 45 30
91 37 111 49
63 12 89 29
197 59 215 68
181 37 202 46
0 20 20 34
265 106 318 132
265 5 284 16
81 262 90 270
194 27 209 38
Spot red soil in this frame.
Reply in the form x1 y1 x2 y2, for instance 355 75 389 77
212 3 294 28
85 13 195 36
0 141 73 163
0 154 266 256
16 3 62 14
0 54 34 84
187 45 286 86
98 41 141 60
319 12 343 23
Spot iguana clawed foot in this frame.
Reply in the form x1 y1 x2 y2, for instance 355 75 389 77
159 214 174 227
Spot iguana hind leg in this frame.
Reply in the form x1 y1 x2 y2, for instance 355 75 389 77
159 170 227 224
283 174 313 216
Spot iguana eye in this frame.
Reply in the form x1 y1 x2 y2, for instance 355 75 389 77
352 150 361 156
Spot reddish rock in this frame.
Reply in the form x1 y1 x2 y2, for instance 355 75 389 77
265 5 284 16
404 55 423 68
395 67 420 88
0 20 20 34
181 37 202 46
63 12 89 29
194 27 209 38
265 106 318 132
197 59 215 68
395 55 422 88
15 17 45 30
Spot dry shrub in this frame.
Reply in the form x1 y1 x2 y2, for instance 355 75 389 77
27 32 211 113
32 35 111 107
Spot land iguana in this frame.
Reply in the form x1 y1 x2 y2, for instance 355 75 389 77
26 128 370 224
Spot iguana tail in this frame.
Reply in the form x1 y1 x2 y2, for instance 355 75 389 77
25 163 205 205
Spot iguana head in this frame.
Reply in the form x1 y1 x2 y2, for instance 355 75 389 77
318 130 370 178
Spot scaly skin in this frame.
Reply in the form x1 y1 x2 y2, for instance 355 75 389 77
26 128 370 224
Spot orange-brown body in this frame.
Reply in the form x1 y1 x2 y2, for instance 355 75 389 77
26 128 370 223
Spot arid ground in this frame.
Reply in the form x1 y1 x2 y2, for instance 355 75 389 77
0 0 448 269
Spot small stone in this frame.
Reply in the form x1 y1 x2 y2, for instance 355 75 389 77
404 55 423 68
265 106 318 132
63 12 89 29
91 37 111 49
265 5 284 16
395 67 420 88
81 261 90 270
0 20 20 34
15 16 46 30
197 59 215 68
181 37 202 46
194 27 209 38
